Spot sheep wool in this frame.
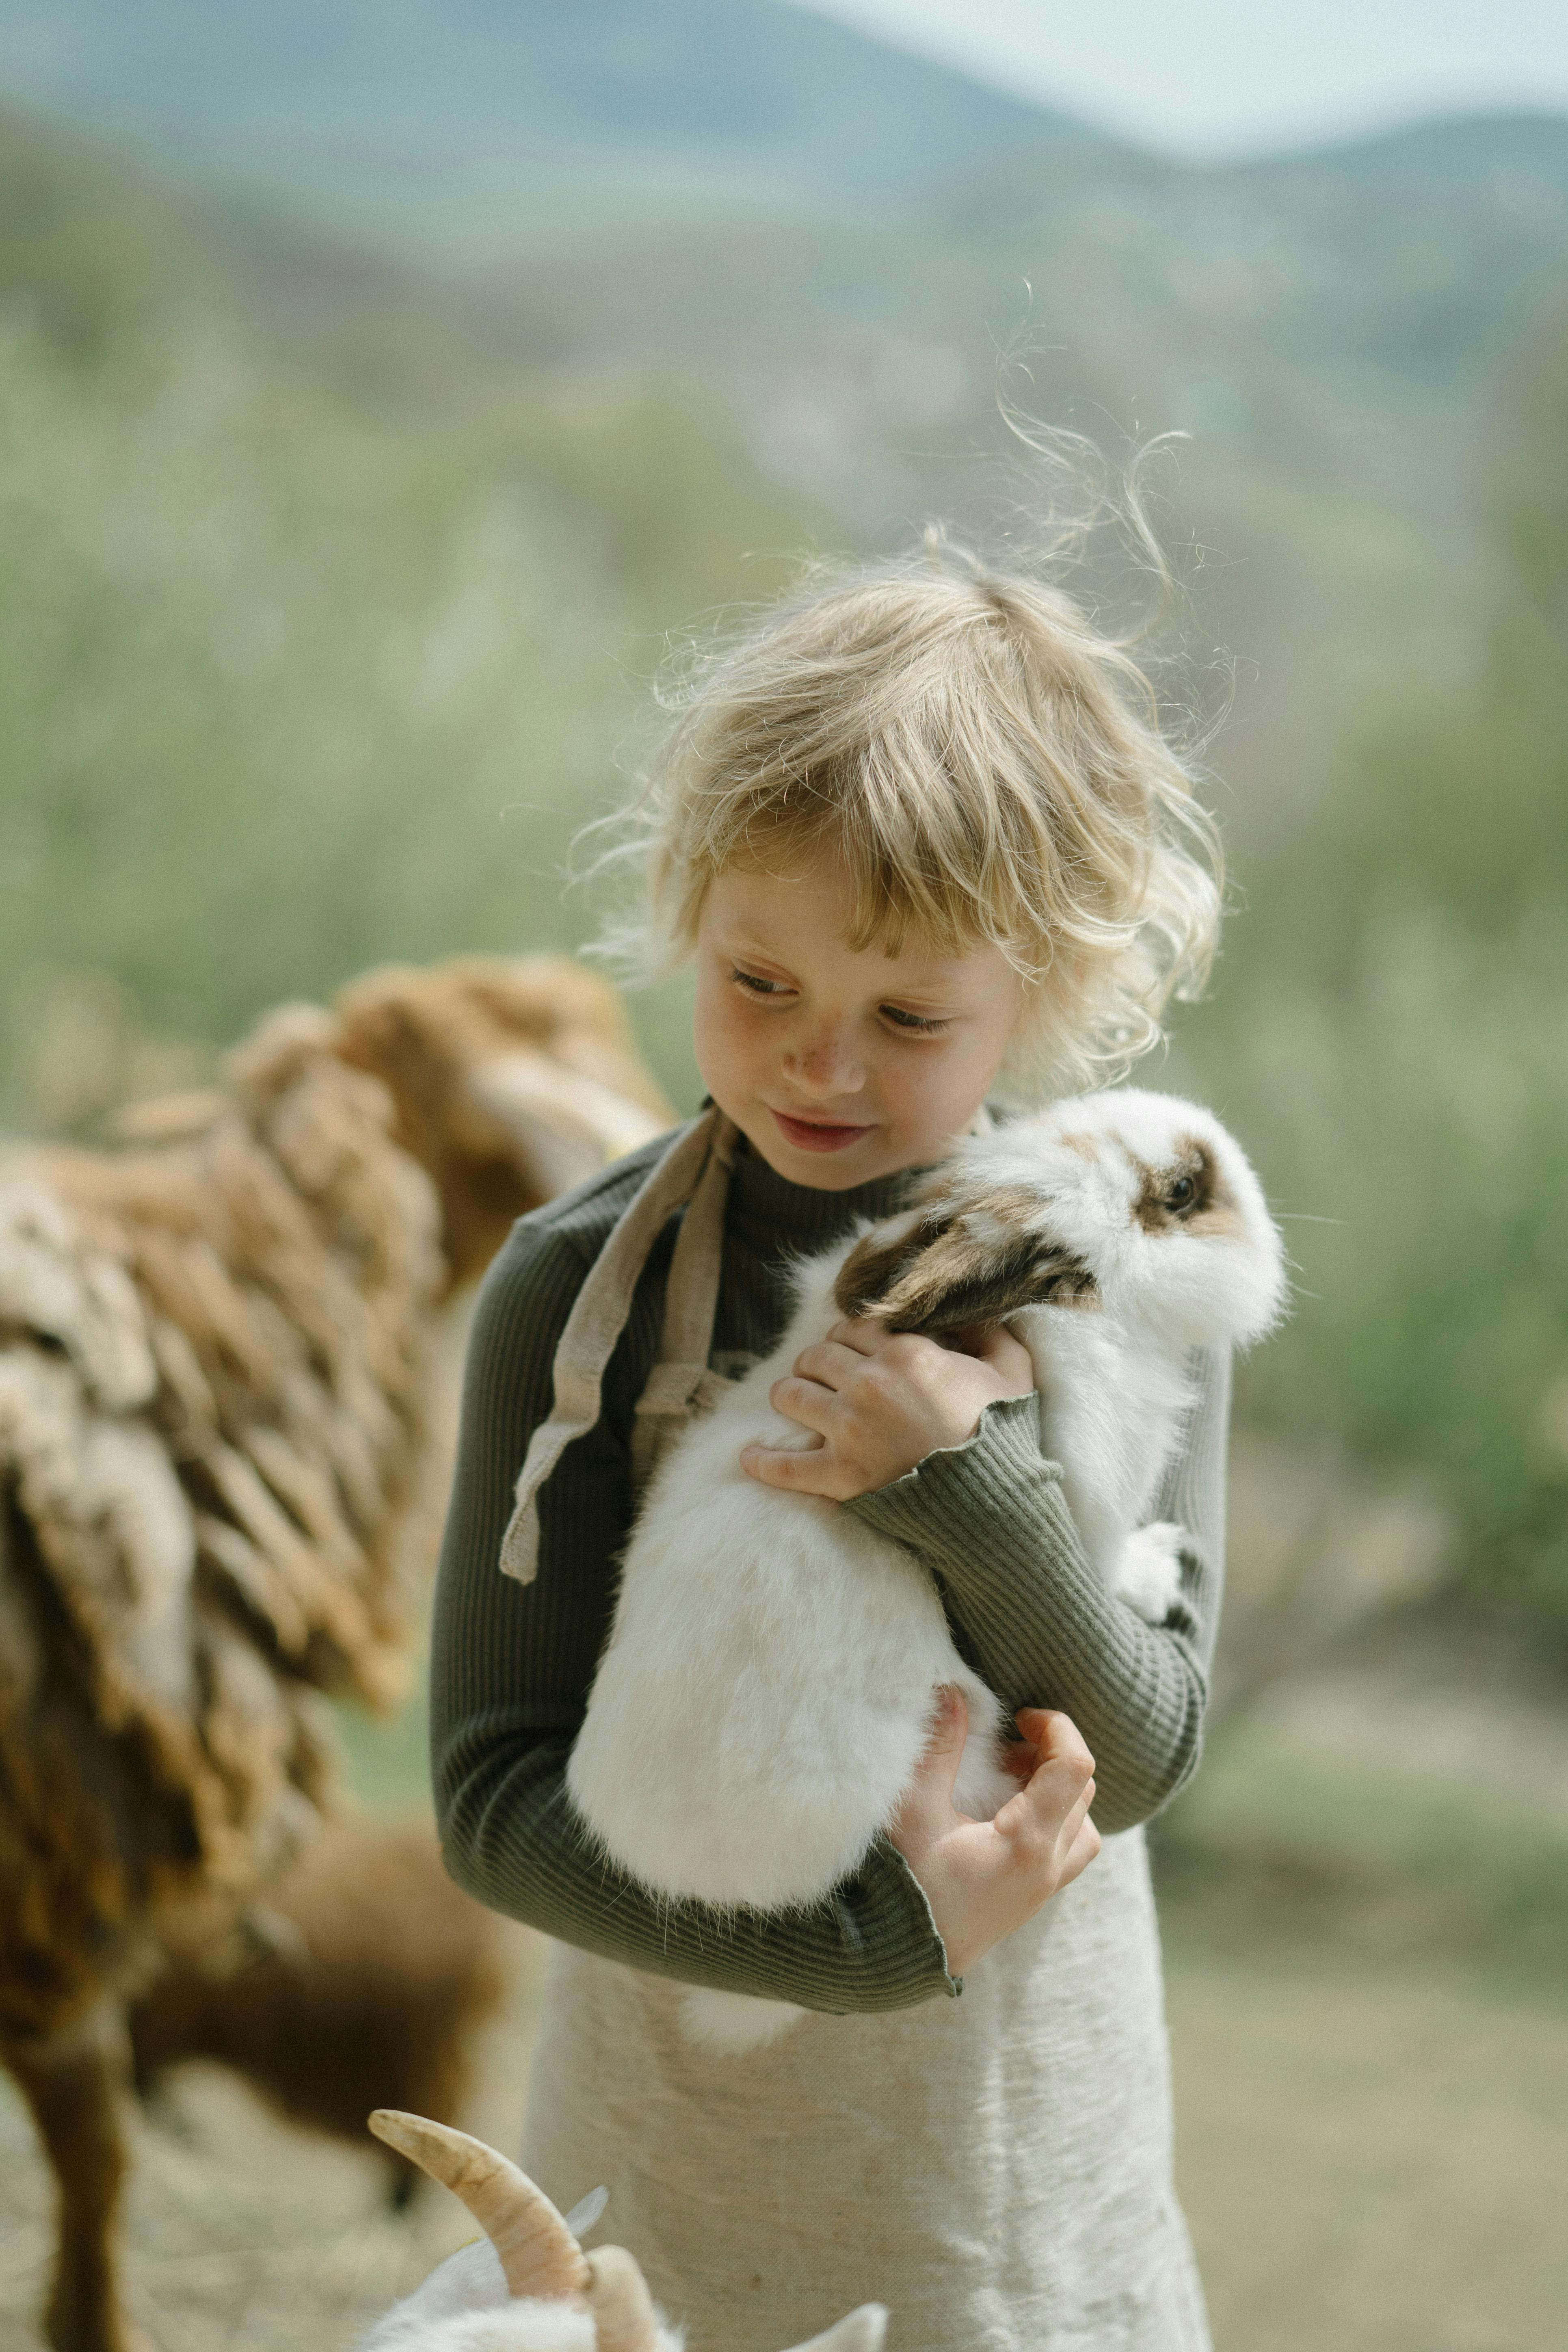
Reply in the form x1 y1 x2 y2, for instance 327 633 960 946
0 955 671 2352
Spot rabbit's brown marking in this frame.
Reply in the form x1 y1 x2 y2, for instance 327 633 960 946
1131 1137 1245 1238
1058 1132 1101 1162
834 1185 1099 1336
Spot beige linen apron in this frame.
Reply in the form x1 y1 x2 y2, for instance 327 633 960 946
503 1109 1213 2352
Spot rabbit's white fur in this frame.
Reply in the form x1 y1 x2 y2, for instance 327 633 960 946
567 1091 1283 2052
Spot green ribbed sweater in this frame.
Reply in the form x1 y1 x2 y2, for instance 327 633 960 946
430 1126 1228 2016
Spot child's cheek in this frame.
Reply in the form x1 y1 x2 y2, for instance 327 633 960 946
886 1040 990 1148
691 969 749 1103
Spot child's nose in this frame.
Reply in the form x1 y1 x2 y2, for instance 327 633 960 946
786 1021 864 1095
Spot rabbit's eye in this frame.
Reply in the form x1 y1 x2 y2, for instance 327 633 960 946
1164 1175 1197 1212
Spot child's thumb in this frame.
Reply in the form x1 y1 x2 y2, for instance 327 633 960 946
890 1688 971 1849
911 1685 969 1803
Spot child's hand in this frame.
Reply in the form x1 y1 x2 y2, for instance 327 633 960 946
888 1692 1100 1978
740 1316 1034 1501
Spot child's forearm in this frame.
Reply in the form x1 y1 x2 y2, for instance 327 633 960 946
844 1393 1218 1834
433 1718 958 2011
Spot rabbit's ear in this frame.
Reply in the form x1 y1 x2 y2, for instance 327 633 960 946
834 1194 1097 1335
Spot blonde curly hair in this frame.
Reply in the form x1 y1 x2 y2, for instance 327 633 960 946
588 532 1222 1095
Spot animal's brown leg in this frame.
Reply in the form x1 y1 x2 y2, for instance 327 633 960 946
6 2008 145 2352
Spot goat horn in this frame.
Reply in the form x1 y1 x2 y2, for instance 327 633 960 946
584 2245 661 2352
368 2111 590 2300
785 2307 889 2352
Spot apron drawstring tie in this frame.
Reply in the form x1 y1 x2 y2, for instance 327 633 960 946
499 1108 736 1583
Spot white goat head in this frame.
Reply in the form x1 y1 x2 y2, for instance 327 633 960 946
360 2111 888 2352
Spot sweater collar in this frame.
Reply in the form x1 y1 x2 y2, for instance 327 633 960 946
726 1129 919 1258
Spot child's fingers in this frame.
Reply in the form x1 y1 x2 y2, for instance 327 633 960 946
958 1324 1035 1388
1014 1707 1095 1776
893 1686 970 1833
766 1373 836 1434
740 1440 846 1495
824 1316 892 1357
994 1747 1096 1865
1058 1810 1103 1893
1027 1757 1096 1834
789 1339 865 1391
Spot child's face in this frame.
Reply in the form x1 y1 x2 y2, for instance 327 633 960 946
693 849 1026 1189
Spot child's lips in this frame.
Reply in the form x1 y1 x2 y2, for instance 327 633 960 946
770 1108 875 1153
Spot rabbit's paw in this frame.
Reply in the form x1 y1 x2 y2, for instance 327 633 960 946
1111 1522 1188 1623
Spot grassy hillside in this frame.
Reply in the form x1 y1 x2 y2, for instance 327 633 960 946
0 103 822 1107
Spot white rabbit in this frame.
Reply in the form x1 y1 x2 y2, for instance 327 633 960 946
566 1090 1284 2053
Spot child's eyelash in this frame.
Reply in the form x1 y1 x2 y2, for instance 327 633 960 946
730 968 948 1033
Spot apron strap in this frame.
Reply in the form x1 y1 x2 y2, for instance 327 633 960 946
627 1095 990 1498
629 1111 737 1493
498 1108 733 1583
499 1097 992 1584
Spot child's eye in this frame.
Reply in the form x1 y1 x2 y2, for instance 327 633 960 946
880 1004 950 1035
731 967 792 1000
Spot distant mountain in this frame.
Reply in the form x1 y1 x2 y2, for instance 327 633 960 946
4 4 1564 437
442 107 1568 576
954 110 1568 389
0 0 1123 241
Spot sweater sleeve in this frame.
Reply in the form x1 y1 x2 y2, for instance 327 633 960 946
428 1210 957 2012
843 1350 1231 1834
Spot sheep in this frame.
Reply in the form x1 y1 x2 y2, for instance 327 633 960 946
359 2110 888 2352
566 1090 1285 2053
128 1820 509 2209
0 953 671 2352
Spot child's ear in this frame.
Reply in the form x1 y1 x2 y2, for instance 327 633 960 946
834 1199 1098 1335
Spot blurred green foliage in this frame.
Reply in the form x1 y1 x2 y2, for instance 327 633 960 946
1159 1719 1568 1994
0 104 810 1113
1177 296 1568 1616
4 101 1567 1618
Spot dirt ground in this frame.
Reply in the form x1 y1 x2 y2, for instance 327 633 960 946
5 1935 1564 2352
1168 1954 1568 2352
1161 1612 1568 2352
0 1931 545 2352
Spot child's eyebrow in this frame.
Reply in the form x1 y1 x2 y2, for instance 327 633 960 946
714 929 799 968
718 928 980 998
870 954 985 1002
878 982 964 1008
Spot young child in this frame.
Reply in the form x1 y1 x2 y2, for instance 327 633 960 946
429 548 1227 2352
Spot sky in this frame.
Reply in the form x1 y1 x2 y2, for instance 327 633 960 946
794 0 1568 156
